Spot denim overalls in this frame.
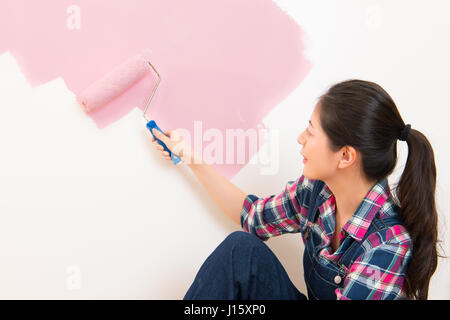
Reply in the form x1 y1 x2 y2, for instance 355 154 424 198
302 179 401 300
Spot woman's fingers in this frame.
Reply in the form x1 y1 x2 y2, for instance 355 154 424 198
163 151 171 161
153 141 171 161
151 129 191 162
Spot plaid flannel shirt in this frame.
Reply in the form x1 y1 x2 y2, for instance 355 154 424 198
240 175 412 300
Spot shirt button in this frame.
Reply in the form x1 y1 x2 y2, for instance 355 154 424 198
334 275 342 285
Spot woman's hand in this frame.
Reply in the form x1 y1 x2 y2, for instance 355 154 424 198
151 128 196 164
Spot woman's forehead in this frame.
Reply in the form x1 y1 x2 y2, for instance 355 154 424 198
310 105 320 127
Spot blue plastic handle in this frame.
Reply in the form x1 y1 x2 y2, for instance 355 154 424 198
146 120 182 165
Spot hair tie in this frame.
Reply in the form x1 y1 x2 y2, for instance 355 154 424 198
399 124 411 141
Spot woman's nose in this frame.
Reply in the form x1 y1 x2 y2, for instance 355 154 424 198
297 131 306 145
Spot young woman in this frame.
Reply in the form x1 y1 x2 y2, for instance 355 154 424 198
151 79 440 300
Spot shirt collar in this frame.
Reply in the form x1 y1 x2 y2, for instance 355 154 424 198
322 177 391 242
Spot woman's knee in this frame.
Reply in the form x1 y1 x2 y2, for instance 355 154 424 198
221 231 265 252
226 230 250 240
225 230 256 243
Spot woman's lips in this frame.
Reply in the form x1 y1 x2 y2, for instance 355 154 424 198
301 152 307 163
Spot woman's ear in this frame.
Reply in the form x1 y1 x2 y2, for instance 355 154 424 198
337 145 358 169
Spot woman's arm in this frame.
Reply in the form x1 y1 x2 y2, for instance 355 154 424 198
186 154 247 226
151 128 246 226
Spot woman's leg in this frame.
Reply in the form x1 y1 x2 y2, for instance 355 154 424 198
184 231 307 300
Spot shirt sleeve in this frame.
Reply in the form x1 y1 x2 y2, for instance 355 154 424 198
240 174 314 242
335 235 413 300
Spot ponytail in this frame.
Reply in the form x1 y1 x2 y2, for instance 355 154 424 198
395 128 440 299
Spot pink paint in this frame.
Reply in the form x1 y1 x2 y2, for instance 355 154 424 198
0 0 311 179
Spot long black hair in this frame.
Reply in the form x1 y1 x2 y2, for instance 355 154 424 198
318 79 441 299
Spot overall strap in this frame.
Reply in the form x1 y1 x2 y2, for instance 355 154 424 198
371 216 402 233
338 214 403 267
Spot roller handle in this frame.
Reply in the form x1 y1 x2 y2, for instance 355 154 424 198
146 120 182 165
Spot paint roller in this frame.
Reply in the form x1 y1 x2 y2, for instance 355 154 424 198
76 51 181 165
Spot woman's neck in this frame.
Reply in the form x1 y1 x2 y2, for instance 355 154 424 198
325 173 377 223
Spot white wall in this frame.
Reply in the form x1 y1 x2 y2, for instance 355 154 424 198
0 0 449 299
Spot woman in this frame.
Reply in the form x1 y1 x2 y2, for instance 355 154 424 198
151 79 439 300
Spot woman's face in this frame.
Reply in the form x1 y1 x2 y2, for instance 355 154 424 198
297 103 341 181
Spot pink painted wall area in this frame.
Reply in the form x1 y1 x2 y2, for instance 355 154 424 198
0 0 311 179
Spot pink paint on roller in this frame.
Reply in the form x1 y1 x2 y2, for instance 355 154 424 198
0 0 311 179
77 51 152 113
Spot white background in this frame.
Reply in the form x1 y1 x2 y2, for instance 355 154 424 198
0 0 449 299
